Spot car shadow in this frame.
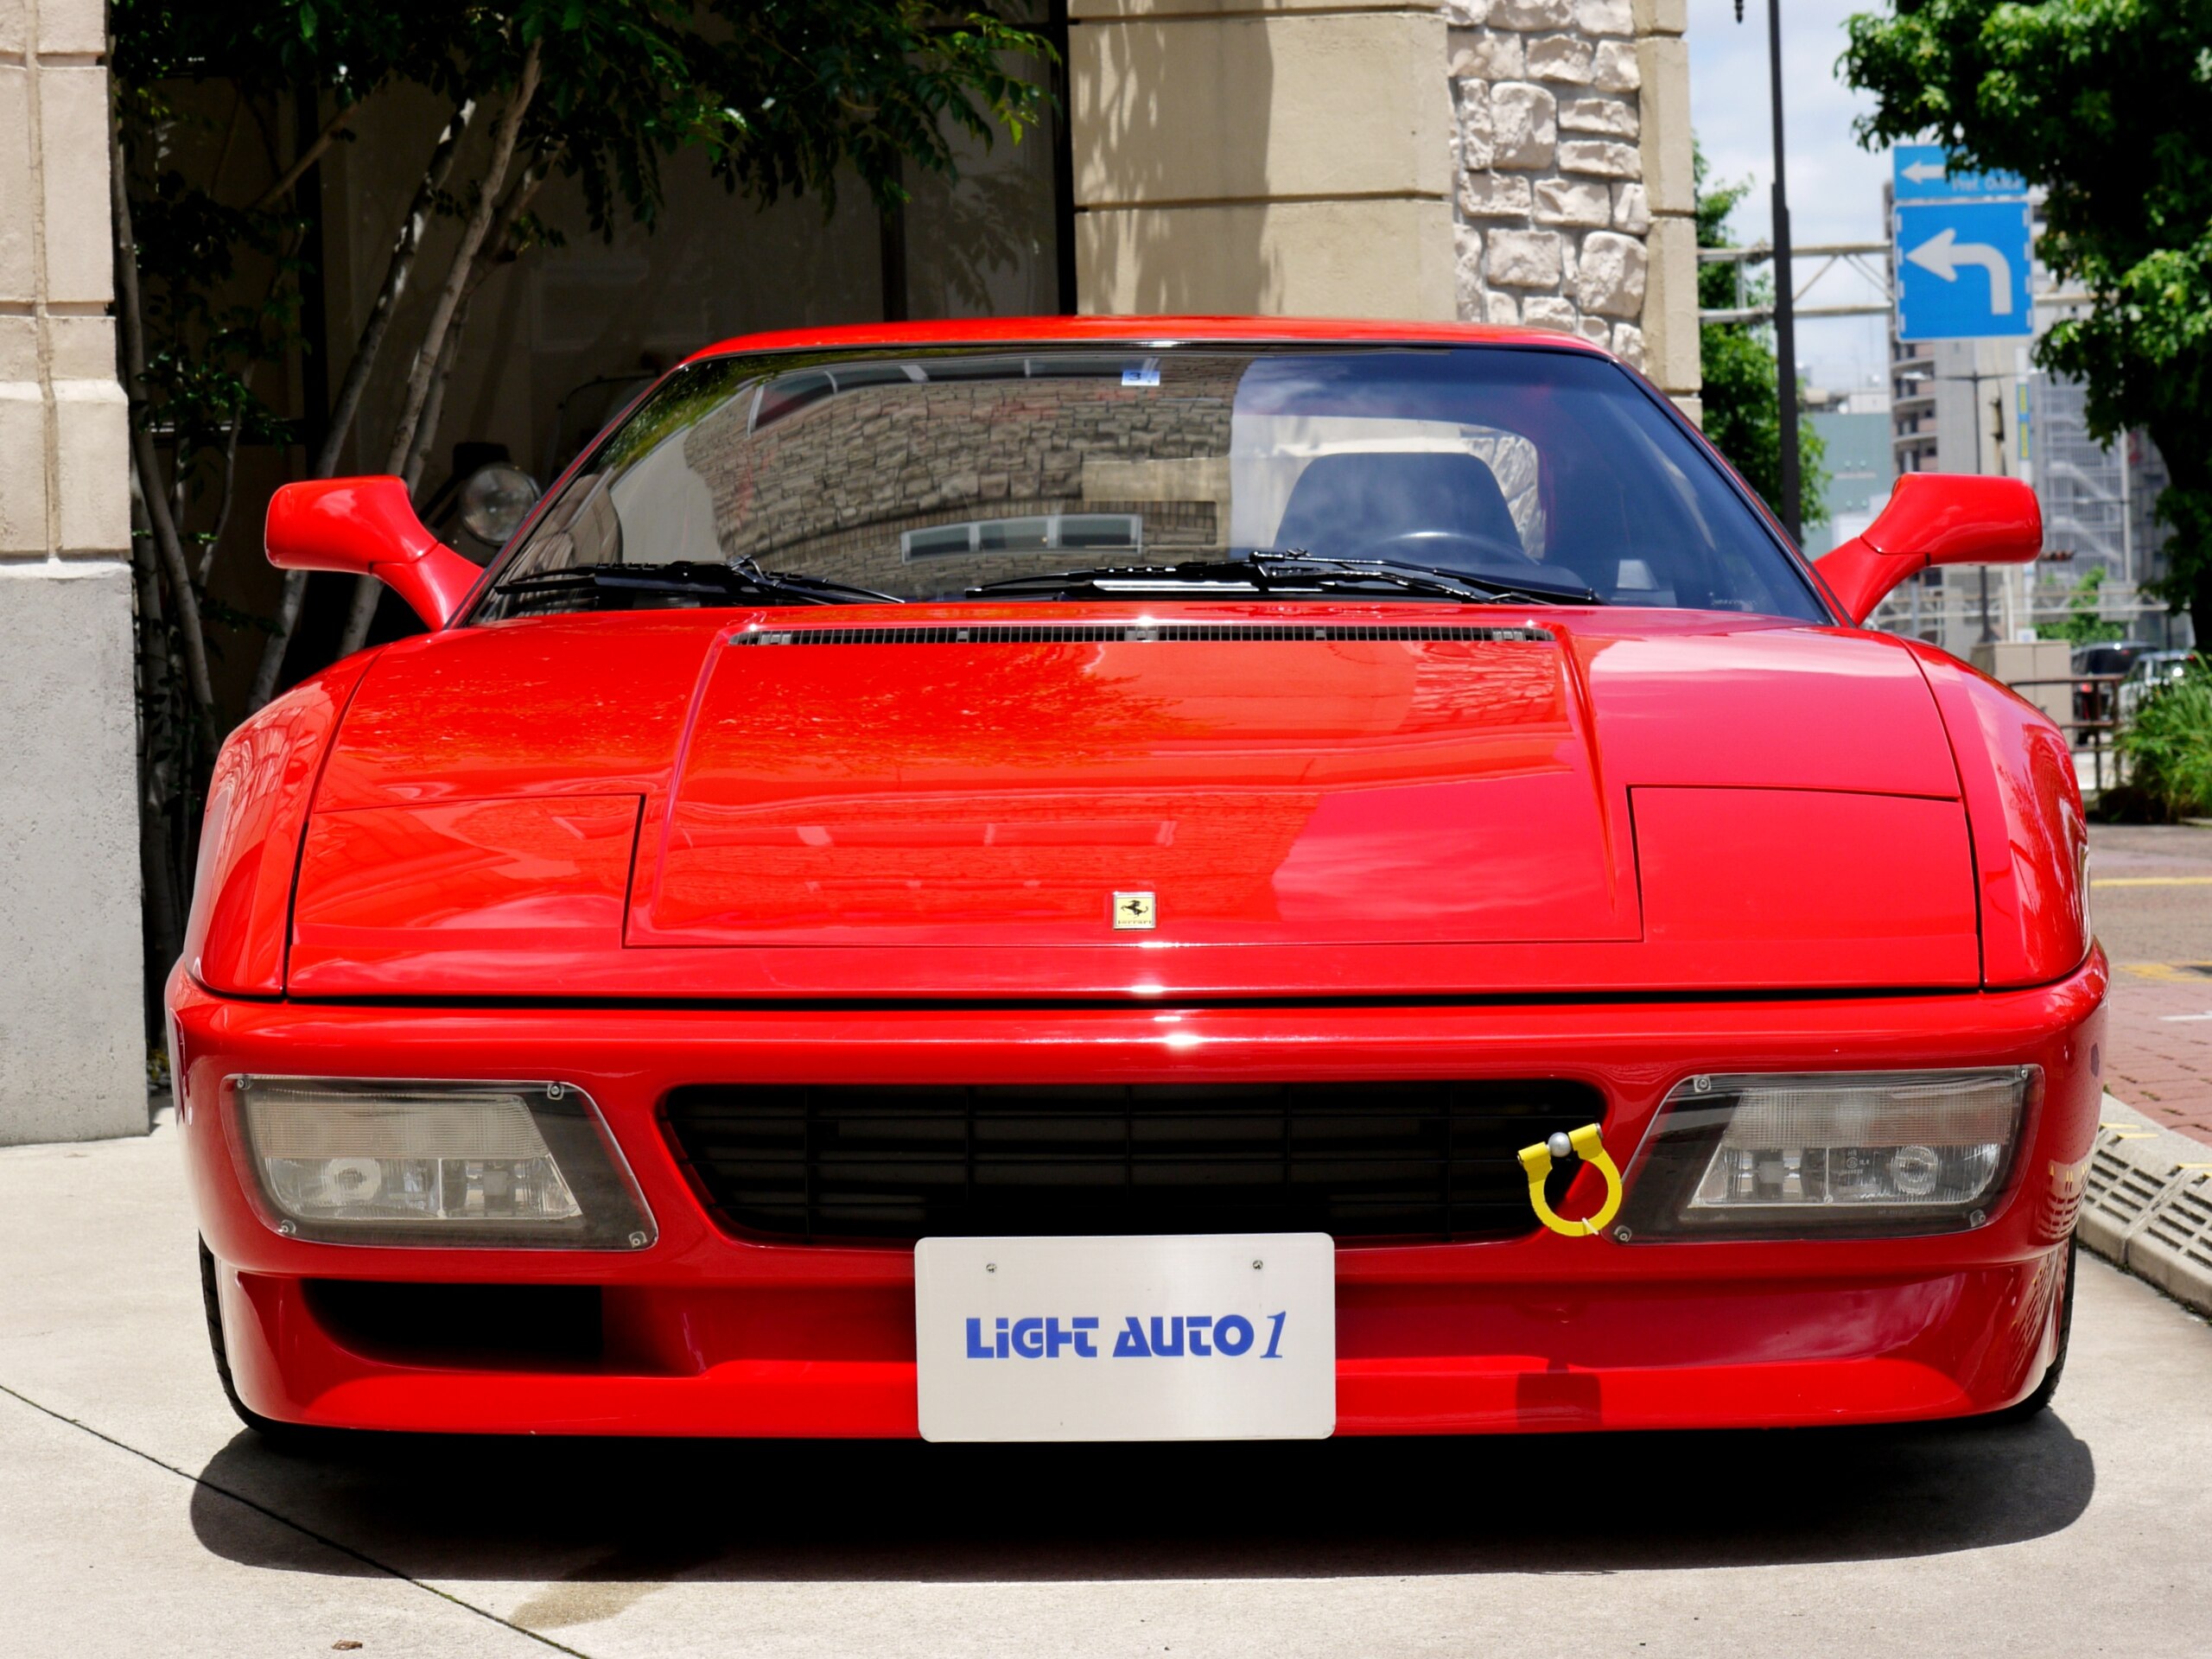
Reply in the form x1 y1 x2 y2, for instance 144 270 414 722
188 1413 2094 1585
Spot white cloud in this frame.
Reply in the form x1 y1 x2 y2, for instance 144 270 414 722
1687 0 1894 391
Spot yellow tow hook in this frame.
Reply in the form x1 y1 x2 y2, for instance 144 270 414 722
1518 1123 1624 1238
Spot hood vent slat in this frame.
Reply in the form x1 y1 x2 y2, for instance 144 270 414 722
732 622 1554 647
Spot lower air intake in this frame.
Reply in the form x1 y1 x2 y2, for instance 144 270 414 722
663 1080 1602 1244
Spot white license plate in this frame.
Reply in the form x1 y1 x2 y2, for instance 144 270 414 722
913 1233 1336 1442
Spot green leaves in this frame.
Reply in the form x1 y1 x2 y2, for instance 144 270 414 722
2115 658 2212 819
472 1 1054 238
1842 1 2212 637
2039 563 2126 645
1692 145 1831 531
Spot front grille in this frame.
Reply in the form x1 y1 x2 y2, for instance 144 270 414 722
664 1080 1604 1244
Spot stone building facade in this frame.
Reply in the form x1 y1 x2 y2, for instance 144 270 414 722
1447 0 1697 413
0 0 142 1143
1069 0 1700 415
3 0 1705 1144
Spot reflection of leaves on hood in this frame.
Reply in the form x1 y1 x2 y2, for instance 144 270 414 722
709 645 1210 779
599 357 756 474
1403 644 1564 734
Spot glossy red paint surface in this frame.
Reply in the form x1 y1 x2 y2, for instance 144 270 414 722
176 318 2104 1438
1816 474 2044 625
174 957 2102 1434
183 658 372 996
279 605 1995 998
265 475 483 629
1910 644 2091 988
683 315 1608 366
1632 787 1979 984
292 795 640 981
639 624 1632 948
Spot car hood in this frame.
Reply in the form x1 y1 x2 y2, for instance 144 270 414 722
291 605 1980 998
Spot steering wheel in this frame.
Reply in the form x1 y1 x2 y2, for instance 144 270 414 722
1354 528 1546 575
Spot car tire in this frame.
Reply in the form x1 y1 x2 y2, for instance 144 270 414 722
1983 1236 2077 1424
197 1238 324 1450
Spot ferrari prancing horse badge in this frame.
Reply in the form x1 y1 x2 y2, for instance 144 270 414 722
1112 891 1156 931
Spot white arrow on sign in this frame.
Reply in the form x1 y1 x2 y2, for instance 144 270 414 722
1900 159 1948 184
1904 226 2014 315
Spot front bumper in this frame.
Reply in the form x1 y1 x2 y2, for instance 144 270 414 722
171 956 2106 1436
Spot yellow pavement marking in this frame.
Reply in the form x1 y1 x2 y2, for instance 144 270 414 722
2120 963 2212 982
2094 876 2212 887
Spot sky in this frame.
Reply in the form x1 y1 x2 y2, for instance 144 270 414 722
1686 0 1894 393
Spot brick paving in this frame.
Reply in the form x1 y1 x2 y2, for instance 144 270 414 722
2089 823 2212 1143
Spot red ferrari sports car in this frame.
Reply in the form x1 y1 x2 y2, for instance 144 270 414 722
171 317 2100 1442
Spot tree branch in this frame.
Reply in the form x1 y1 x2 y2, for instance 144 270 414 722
197 403 245 588
395 152 552 497
113 110 216 724
400 298 468 499
251 98 477 708
385 45 541 478
340 45 543 657
249 96 362 213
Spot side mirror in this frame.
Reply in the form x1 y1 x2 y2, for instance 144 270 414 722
1814 473 2043 626
265 476 483 631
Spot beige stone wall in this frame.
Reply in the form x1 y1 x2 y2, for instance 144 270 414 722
1065 0 1699 410
0 0 145 1143
0 0 124 558
1071 1 1457 320
1446 0 1700 407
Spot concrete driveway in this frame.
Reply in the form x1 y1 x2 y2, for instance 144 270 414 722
6 1111 2212 1659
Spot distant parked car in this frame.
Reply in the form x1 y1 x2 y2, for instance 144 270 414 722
2117 650 2200 722
2071 640 2153 726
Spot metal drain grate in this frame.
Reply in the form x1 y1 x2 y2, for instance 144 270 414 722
2085 1144 2168 1229
2078 1110 2212 1319
2139 1178 2212 1273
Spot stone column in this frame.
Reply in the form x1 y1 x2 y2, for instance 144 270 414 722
1446 0 1700 416
1071 0 1457 320
0 0 143 1144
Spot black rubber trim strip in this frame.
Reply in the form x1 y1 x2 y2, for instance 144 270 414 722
732 622 1554 646
272 984 1997 1013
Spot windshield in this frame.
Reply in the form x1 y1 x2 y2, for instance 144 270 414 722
474 344 1826 621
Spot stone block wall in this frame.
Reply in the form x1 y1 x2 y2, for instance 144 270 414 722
0 0 145 1144
1446 0 1700 411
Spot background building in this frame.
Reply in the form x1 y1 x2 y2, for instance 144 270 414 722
1873 190 2188 655
1 1 1707 1143
1802 385 1895 557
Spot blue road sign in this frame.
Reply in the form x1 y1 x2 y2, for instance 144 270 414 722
1895 198 2035 340
1892 143 2026 203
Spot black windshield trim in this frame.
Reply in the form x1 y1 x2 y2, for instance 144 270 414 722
465 340 1829 627
730 621 1556 646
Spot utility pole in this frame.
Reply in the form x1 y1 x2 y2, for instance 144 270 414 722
1759 0 1802 543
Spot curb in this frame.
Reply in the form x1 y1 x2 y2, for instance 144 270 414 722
2080 1093 2212 1317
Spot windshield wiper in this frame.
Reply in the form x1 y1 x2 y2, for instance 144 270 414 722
1246 551 1598 606
969 551 1596 607
494 559 900 610
724 556 902 605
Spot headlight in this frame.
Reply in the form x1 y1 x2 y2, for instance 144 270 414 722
1618 1067 2038 1240
229 1077 655 1249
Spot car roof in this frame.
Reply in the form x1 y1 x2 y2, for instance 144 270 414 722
681 315 1613 366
